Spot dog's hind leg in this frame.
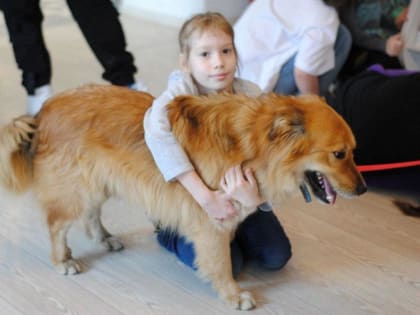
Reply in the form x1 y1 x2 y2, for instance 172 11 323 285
46 209 82 275
84 204 124 252
191 227 256 310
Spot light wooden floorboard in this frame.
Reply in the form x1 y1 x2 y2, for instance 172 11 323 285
1 2 419 314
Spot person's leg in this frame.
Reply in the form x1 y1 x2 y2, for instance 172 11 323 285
156 229 244 278
318 24 352 96
273 54 298 95
235 210 292 270
1 0 51 94
66 0 137 86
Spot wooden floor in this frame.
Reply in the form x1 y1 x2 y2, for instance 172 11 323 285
1 2 420 315
1 189 419 315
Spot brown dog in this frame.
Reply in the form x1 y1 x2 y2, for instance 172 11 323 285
0 85 366 310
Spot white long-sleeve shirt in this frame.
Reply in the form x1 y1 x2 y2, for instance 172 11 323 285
234 0 339 92
143 70 262 181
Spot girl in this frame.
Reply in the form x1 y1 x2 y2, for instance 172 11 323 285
143 12 291 276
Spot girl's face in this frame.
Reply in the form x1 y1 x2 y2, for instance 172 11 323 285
183 29 237 94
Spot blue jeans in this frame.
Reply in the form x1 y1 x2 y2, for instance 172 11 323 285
156 210 292 278
274 24 352 96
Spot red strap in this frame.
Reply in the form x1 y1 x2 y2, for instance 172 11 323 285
357 160 420 172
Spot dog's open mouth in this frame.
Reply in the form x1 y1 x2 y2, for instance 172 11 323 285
300 171 337 205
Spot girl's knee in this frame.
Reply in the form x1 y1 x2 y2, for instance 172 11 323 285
260 244 292 270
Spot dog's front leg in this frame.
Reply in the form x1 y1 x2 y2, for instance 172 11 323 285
191 225 256 310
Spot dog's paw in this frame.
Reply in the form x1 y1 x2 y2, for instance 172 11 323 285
238 291 256 310
227 291 256 310
102 236 124 252
55 259 82 275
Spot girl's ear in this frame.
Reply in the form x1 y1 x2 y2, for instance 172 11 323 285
179 53 190 72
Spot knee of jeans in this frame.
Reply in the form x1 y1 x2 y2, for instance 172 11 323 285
259 244 292 270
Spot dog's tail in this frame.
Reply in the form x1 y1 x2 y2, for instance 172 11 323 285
0 115 36 193
393 200 420 218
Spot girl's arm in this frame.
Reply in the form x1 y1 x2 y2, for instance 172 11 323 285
179 165 266 221
144 71 197 182
144 71 238 220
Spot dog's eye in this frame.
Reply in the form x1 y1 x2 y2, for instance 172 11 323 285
333 151 346 159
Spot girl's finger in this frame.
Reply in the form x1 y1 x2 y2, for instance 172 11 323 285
220 176 227 192
224 167 235 184
244 168 256 186
233 165 245 183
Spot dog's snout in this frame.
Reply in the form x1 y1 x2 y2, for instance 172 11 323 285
356 182 367 195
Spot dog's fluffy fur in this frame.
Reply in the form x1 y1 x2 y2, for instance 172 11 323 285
0 85 366 309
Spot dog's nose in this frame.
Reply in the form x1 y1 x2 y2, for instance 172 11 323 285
356 183 367 195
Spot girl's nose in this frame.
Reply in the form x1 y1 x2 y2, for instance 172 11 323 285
213 53 224 68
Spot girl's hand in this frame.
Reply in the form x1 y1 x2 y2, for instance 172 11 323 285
176 170 237 221
199 190 238 221
385 33 404 57
220 165 264 209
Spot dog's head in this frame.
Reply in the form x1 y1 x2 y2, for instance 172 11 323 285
168 93 366 208
256 94 367 205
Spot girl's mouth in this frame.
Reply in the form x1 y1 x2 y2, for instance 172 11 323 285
212 73 228 80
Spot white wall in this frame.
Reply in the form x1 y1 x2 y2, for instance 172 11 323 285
121 0 249 26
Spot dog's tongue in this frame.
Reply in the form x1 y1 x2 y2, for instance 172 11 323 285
322 176 337 205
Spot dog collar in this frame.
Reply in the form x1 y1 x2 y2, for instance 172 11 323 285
257 201 273 212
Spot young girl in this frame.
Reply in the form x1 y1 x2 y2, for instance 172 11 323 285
143 12 291 276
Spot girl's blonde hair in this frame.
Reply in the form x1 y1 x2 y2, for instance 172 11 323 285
178 12 237 58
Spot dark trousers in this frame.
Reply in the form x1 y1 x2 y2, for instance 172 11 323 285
0 0 137 94
157 210 292 278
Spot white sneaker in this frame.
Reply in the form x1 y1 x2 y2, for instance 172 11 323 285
129 79 148 92
27 84 52 115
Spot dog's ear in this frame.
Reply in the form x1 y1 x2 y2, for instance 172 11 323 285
168 95 201 129
269 107 305 141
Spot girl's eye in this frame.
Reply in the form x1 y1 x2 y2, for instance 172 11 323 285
199 52 209 57
222 48 232 54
